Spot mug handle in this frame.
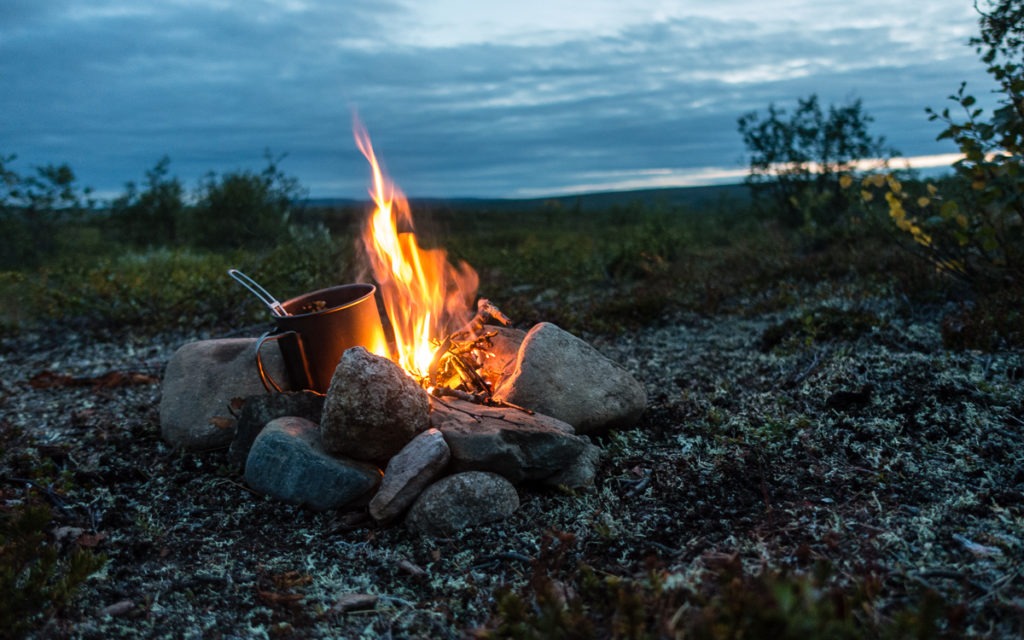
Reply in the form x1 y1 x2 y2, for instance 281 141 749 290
255 330 311 393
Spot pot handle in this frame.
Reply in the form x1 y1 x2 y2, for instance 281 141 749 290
255 329 310 393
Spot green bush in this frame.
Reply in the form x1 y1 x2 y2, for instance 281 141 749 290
21 228 355 334
867 1 1024 286
108 156 185 248
0 155 96 269
179 152 305 251
0 495 106 636
738 95 897 229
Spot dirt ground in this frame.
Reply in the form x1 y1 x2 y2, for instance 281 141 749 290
2 288 1023 638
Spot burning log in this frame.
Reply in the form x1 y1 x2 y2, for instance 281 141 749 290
426 298 514 396
458 298 512 338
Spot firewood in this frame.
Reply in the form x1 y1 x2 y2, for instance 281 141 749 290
426 298 513 394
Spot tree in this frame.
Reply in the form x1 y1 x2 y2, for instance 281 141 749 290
0 155 93 267
109 156 185 248
738 95 896 228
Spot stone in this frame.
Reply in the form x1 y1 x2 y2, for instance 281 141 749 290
331 593 379 614
493 322 647 434
244 417 380 511
545 440 602 489
430 397 596 487
406 471 519 536
159 338 289 451
369 428 450 523
320 347 430 463
227 391 324 470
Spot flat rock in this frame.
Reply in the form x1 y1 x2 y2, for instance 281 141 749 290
227 391 325 470
159 338 289 451
369 428 450 523
321 347 430 463
406 471 519 536
430 397 596 487
493 322 647 434
245 417 381 511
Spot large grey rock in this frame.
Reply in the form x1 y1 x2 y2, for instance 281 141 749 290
493 323 647 434
227 391 325 470
160 338 288 451
321 347 430 463
406 471 519 536
245 417 380 511
369 428 450 523
430 397 596 487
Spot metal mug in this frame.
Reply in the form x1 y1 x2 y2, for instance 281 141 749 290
256 283 389 394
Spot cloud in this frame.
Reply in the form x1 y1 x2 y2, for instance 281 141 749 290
0 1 994 198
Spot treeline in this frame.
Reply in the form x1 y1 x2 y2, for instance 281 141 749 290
0 152 320 269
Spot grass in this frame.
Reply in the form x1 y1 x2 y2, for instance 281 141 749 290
0 188 992 348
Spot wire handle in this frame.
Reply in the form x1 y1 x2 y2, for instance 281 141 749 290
228 268 288 317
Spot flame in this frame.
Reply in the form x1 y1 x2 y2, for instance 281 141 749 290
355 121 479 379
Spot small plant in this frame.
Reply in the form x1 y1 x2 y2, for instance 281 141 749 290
478 534 959 639
759 306 881 352
860 1 1024 286
0 493 106 636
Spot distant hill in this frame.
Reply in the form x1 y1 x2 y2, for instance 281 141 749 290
304 183 750 213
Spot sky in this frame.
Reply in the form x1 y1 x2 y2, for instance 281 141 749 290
0 0 999 200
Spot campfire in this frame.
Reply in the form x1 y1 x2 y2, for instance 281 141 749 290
353 121 524 408
158 123 648 535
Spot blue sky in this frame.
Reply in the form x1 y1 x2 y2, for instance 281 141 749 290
0 0 997 199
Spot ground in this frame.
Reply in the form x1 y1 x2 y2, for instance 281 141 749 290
2 286 1022 638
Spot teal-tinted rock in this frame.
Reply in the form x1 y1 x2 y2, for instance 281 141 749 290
245 416 380 511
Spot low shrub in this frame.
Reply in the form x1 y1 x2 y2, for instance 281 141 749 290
0 493 106 636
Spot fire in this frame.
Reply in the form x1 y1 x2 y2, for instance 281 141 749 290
355 121 479 379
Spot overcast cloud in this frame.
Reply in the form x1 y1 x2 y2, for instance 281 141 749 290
0 0 997 198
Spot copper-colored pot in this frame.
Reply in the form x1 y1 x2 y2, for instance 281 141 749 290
257 284 389 393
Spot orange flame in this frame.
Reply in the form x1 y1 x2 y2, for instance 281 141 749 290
355 121 479 379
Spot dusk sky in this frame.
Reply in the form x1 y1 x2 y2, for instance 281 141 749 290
1 1 998 199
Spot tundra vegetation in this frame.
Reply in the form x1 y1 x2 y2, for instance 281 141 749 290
1 2 1022 638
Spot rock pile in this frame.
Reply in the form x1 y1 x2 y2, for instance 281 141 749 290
159 322 646 534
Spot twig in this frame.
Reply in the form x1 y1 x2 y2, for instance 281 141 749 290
431 387 534 415
427 336 452 387
470 552 533 571
429 395 482 422
217 477 261 496
626 474 651 497
376 594 416 608
459 298 511 337
647 541 682 556
2 476 69 510
786 350 823 388
488 398 535 415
